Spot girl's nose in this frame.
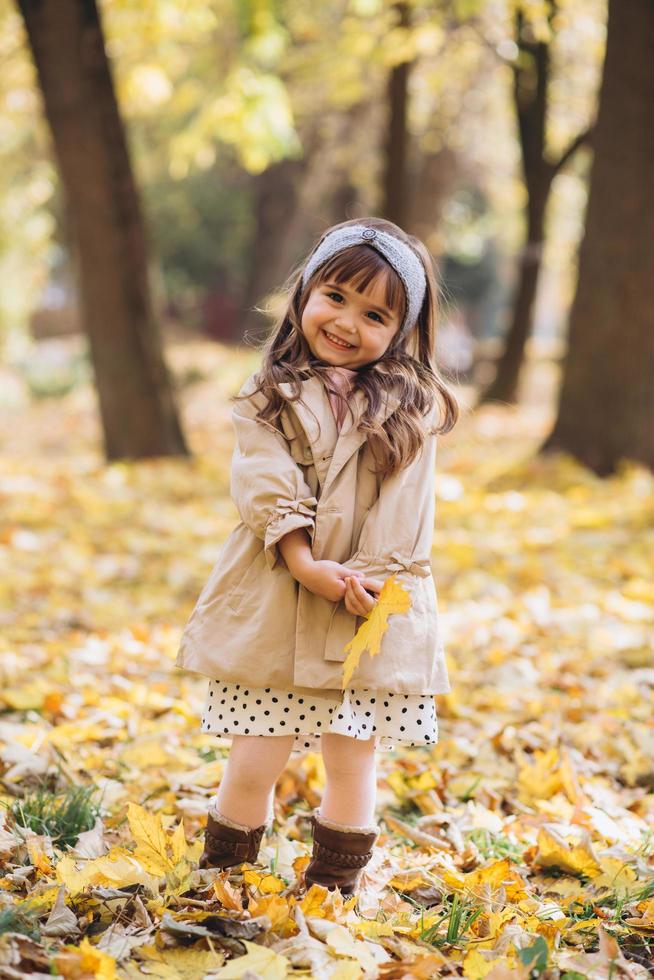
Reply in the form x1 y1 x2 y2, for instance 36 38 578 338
334 312 357 335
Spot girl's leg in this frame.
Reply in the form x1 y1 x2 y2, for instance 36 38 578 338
319 733 377 826
211 734 295 828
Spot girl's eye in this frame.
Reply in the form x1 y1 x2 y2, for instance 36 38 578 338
326 290 383 323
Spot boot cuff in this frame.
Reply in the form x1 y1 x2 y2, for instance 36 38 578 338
314 809 380 836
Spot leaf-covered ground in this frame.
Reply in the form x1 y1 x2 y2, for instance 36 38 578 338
1 340 653 979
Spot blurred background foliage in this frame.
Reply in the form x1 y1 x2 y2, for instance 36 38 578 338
0 0 604 354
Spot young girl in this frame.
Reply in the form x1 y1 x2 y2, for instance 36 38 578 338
175 217 458 895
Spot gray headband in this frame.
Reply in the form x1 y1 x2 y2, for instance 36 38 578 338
301 224 426 333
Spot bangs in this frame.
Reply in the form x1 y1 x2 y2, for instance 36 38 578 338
312 245 406 321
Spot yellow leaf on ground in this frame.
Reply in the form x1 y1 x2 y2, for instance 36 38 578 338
456 859 529 903
130 945 224 978
352 920 395 938
247 893 291 929
591 855 637 893
214 875 243 911
127 802 187 877
341 575 411 687
243 868 286 893
299 883 330 916
464 950 526 980
534 827 601 878
329 962 363 979
213 939 290 978
54 937 117 980
26 838 53 875
55 848 159 896
518 748 564 803
169 819 188 865
292 853 310 876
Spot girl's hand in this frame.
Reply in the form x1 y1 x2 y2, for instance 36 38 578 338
343 575 383 618
298 560 365 602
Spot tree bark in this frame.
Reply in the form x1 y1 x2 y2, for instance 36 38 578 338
239 157 305 340
17 0 188 460
382 2 412 227
238 103 372 341
480 4 589 405
481 179 550 404
543 0 654 474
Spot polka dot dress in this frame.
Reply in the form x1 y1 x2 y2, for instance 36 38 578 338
201 680 438 755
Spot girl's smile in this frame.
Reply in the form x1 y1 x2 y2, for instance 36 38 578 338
322 329 356 350
301 276 402 368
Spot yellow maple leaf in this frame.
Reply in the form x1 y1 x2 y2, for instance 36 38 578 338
534 827 600 878
127 802 187 877
299 882 329 916
341 574 412 688
243 867 286 894
446 859 528 905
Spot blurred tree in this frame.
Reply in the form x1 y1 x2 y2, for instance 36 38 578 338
382 1 412 227
543 0 654 474
2 0 603 358
15 0 187 460
480 0 595 405
240 157 304 338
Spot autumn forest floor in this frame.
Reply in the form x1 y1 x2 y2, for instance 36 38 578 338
1 337 653 978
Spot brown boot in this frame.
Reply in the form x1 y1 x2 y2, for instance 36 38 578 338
304 810 380 896
199 808 268 871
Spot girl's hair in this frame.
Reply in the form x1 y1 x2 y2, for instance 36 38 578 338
235 216 459 478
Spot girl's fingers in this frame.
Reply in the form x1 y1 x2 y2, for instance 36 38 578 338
352 577 378 604
345 578 366 616
346 576 376 614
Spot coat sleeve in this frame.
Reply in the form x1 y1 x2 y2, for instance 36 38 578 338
343 408 438 580
230 381 318 571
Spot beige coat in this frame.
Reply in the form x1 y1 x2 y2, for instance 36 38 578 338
175 372 450 696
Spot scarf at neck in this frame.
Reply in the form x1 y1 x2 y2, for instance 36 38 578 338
324 366 358 432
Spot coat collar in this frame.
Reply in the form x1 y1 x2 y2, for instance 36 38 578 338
278 373 401 495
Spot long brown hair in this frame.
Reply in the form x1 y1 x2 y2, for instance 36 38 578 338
235 216 459 478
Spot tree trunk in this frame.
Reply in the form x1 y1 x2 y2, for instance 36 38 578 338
543 0 654 474
481 181 549 403
382 2 411 227
238 103 371 341
480 11 551 405
17 0 188 460
239 157 305 340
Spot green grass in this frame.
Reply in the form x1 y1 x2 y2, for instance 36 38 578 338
466 828 524 862
6 782 102 851
0 906 41 940
418 893 483 948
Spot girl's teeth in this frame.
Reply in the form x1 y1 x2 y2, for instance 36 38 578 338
325 331 353 348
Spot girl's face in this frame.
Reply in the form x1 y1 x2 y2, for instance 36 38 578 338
300 274 403 369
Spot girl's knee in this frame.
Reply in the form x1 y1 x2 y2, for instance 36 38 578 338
226 734 294 787
320 733 376 776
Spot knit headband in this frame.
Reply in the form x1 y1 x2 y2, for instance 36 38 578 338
301 224 427 333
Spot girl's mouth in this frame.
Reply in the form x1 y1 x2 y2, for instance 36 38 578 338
322 329 356 351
